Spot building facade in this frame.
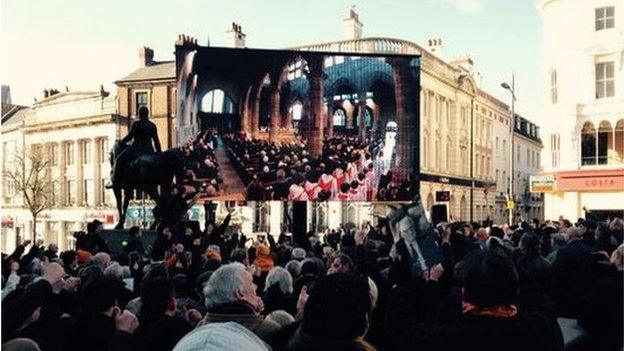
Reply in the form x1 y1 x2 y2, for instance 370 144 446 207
115 47 177 150
1 89 120 253
538 0 623 220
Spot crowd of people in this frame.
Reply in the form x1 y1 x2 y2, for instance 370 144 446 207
222 132 414 201
2 206 622 351
181 131 221 197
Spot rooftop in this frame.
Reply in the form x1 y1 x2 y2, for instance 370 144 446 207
115 61 176 84
1 103 27 129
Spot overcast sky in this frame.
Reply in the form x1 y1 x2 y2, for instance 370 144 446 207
1 0 544 121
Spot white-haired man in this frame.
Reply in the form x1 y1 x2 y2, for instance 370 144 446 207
200 263 281 343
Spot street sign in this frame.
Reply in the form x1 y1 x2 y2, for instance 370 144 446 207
530 175 556 193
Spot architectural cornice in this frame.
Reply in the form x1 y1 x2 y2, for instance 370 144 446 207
22 114 118 133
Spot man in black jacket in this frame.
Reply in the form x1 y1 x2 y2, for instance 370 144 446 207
386 250 564 351
60 275 139 351
135 277 193 351
551 226 593 318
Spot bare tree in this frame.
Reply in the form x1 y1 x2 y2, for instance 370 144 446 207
4 146 55 240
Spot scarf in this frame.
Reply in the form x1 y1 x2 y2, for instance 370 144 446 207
462 301 518 318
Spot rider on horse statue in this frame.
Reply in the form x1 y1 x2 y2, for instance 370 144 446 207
106 106 162 188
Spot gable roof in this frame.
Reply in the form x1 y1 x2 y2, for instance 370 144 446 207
115 61 176 84
1 104 27 129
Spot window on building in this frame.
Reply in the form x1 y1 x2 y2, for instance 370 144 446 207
135 92 148 115
502 171 507 190
502 139 507 157
333 109 346 126
65 142 75 165
595 62 615 99
445 140 451 171
423 135 429 169
517 145 521 163
80 140 91 164
97 138 108 164
324 56 333 68
496 169 499 186
67 180 76 206
49 143 58 167
100 178 108 206
495 137 499 153
526 149 530 166
550 69 558 104
83 179 93 206
595 6 615 31
290 102 303 121
434 136 440 169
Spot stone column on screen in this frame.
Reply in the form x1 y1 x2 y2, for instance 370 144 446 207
251 85 260 139
268 86 281 144
326 104 334 138
306 56 326 158
388 56 418 183
358 95 367 140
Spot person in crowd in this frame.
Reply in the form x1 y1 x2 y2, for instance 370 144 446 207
327 254 354 275
262 267 296 316
201 263 281 344
134 277 194 351
578 244 623 351
386 251 563 351
286 273 375 350
551 225 593 318
253 245 275 276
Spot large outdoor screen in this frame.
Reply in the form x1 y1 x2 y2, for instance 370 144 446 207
176 43 420 202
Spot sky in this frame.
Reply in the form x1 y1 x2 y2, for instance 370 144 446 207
1 0 544 121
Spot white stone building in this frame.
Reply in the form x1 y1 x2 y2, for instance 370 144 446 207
1 89 120 253
538 0 623 220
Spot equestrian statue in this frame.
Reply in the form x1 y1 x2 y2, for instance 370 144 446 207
108 106 185 229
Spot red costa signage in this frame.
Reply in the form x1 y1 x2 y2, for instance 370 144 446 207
555 169 624 192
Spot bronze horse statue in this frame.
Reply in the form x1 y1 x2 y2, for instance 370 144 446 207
110 142 185 229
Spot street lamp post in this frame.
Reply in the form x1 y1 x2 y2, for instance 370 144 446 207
501 75 516 226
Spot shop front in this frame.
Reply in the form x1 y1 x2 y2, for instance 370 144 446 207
538 169 624 220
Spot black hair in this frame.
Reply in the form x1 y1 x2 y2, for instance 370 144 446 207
139 277 175 326
80 275 123 314
302 273 371 340
340 182 351 193
461 250 519 308
317 190 331 202
350 180 359 190
519 232 540 256
490 226 504 239
138 106 149 119
334 253 354 271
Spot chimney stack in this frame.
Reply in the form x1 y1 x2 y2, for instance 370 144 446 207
426 38 444 58
343 8 363 40
139 46 154 67
226 22 246 48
